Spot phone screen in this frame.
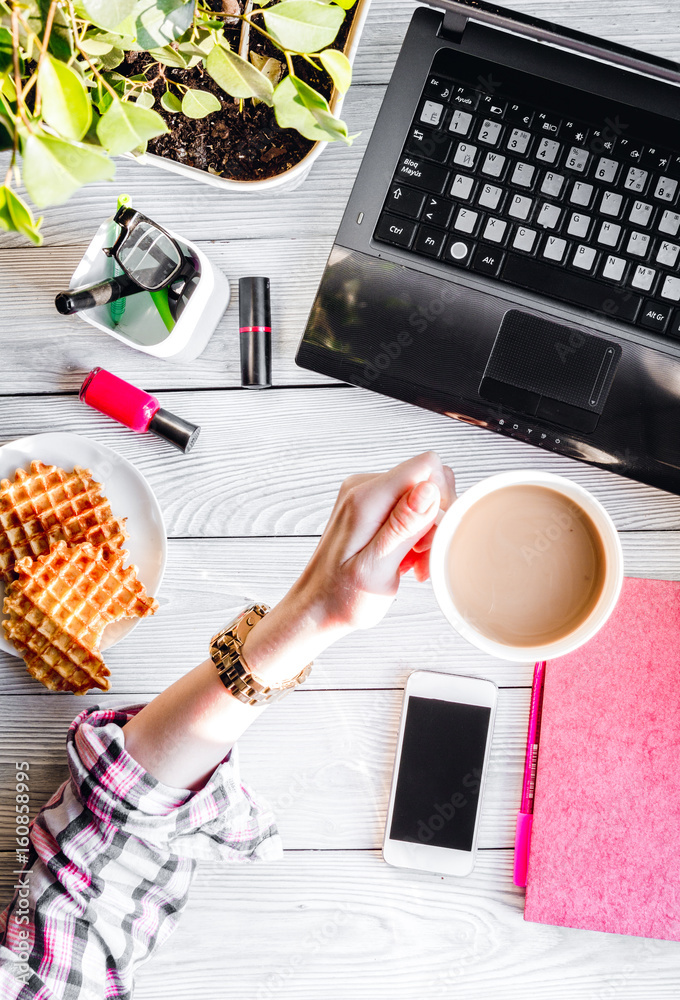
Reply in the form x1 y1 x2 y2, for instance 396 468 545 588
389 696 491 852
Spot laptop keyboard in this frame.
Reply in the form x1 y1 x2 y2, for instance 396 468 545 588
374 54 680 340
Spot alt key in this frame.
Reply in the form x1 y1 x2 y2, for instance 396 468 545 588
472 246 505 276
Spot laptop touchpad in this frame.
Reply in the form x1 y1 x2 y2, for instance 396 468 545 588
479 310 621 433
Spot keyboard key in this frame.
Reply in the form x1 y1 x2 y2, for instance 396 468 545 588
657 241 680 268
512 226 538 253
565 147 589 172
478 95 507 118
507 128 531 155
642 147 673 172
451 86 479 110
624 167 649 193
618 137 645 162
420 101 444 127
375 214 417 248
572 245 597 272
450 174 475 201
386 185 425 218
602 254 628 282
567 213 591 238
536 112 561 136
595 158 620 183
570 181 594 208
407 127 451 163
541 172 565 198
562 121 590 146
425 75 454 102
655 176 679 202
630 201 653 227
472 245 505 276
627 231 650 257
482 217 508 243
542 236 568 262
631 265 656 292
444 236 474 265
478 119 503 146
478 183 503 211
413 226 447 257
600 191 623 218
397 156 449 194
511 162 535 187
639 300 672 332
449 110 473 136
537 203 561 229
502 254 642 321
659 211 680 236
505 102 534 127
536 138 561 164
421 196 453 228
661 276 680 302
598 222 622 248
591 129 617 155
452 142 478 169
670 312 680 339
453 207 479 234
602 255 627 282
508 194 533 220
481 152 506 178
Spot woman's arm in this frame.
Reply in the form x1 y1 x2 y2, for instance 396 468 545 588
122 451 456 790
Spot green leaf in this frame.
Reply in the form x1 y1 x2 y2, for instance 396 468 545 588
96 47 126 70
160 89 182 112
79 36 115 56
147 45 188 68
318 0 356 8
77 0 138 31
206 44 274 104
263 1 344 53
22 132 115 207
38 55 92 141
129 0 194 51
319 47 351 93
181 88 221 119
97 98 168 154
272 74 352 143
135 90 155 109
0 27 13 74
0 186 43 244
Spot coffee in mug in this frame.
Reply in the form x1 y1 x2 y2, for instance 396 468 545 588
429 472 623 662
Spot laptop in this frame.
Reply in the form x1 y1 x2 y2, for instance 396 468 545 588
296 1 680 495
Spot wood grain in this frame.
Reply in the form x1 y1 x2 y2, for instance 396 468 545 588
2 849 679 1000
1 389 679 535
1 532 679 694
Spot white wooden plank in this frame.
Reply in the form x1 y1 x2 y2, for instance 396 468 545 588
0 688 526 850
1 389 679 534
1 531 678 695
2 849 679 999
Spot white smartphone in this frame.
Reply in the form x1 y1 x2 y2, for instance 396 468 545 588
383 670 497 877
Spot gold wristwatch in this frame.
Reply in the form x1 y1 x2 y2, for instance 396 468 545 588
210 603 313 705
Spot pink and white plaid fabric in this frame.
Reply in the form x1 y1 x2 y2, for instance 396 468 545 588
0 706 282 999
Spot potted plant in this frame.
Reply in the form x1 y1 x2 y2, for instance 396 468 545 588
0 0 370 244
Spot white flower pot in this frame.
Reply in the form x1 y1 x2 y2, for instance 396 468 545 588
68 217 230 361
131 0 372 194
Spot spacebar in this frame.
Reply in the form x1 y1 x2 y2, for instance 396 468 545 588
502 254 642 323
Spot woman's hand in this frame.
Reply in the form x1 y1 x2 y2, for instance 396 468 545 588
242 452 456 683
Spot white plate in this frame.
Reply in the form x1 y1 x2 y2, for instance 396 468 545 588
0 432 166 657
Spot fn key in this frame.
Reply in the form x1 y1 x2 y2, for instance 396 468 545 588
374 213 417 249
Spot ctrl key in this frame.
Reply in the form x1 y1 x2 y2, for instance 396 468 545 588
374 213 417 249
443 236 474 267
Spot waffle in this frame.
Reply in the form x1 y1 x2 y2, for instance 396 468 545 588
0 461 127 582
3 540 158 694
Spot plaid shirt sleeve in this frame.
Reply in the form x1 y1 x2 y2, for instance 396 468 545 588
0 705 282 1000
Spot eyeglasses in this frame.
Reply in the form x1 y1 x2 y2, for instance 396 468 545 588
103 207 197 315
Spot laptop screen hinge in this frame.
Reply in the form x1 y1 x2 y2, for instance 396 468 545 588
439 9 467 44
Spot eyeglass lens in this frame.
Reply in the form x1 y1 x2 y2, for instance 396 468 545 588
118 222 182 289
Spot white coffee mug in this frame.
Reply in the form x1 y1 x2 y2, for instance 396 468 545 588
429 470 624 662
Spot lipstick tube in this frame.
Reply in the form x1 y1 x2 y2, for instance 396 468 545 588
80 368 200 453
239 276 272 388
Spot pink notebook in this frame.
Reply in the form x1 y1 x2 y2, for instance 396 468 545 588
524 576 680 941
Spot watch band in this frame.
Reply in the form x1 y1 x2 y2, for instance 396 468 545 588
210 603 313 705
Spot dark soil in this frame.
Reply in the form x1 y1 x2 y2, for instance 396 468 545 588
121 0 355 181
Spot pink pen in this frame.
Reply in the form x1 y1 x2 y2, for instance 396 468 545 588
513 660 546 887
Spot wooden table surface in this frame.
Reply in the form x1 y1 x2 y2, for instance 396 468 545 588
2 2 680 996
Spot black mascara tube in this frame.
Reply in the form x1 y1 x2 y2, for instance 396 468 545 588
239 276 272 388
55 274 144 315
